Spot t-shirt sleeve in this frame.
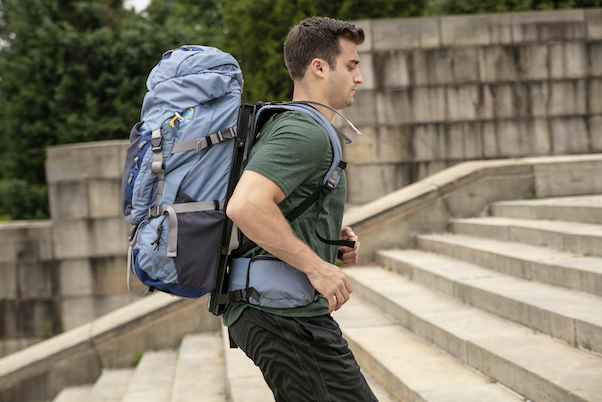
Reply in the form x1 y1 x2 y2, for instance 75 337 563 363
245 112 330 197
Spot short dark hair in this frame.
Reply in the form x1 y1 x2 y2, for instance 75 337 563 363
283 17 365 81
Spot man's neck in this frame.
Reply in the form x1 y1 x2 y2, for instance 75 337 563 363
292 89 335 122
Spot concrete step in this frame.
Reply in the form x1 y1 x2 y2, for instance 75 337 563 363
344 266 602 402
451 216 602 257
121 350 177 402
490 195 602 223
171 332 227 402
416 232 602 298
332 296 524 402
377 249 602 354
87 369 134 402
52 385 93 402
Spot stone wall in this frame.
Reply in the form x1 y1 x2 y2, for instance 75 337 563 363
340 9 602 204
0 140 137 356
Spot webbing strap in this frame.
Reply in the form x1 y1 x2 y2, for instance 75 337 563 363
171 127 236 154
156 201 225 257
151 129 164 206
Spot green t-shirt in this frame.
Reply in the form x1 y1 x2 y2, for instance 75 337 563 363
223 110 347 326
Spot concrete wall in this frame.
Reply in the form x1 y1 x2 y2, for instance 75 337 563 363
340 9 602 204
0 140 138 357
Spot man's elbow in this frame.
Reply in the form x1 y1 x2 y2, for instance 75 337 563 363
226 197 244 225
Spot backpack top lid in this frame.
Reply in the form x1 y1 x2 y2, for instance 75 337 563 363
140 46 243 132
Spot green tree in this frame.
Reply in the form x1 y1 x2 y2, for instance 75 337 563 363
146 0 224 47
220 0 428 104
0 0 190 219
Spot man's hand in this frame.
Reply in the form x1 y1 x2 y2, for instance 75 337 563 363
337 227 360 266
306 260 353 313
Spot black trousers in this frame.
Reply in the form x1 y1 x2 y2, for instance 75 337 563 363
228 307 379 402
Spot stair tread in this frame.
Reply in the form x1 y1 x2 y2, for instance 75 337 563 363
453 216 602 234
52 385 93 402
418 233 602 275
171 333 227 402
333 297 523 402
379 248 602 325
122 350 177 402
344 266 602 402
86 368 134 402
492 195 602 207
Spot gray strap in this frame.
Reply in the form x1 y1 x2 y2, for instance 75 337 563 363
171 127 236 154
159 201 225 257
150 129 165 205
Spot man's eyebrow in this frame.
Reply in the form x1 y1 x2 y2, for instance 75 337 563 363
350 59 360 65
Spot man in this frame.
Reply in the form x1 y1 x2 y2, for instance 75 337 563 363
225 16 377 402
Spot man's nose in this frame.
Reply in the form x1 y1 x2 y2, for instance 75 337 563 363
355 67 363 84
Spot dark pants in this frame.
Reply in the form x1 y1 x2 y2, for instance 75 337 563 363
228 307 379 402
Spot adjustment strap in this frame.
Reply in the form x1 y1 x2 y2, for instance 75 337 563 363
150 128 165 205
171 127 237 154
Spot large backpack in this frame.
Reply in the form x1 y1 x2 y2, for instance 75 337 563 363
121 45 359 315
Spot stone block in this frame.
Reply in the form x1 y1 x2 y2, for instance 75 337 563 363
424 47 480 86
412 124 447 162
549 117 589 155
587 42 602 77
58 259 93 297
351 19 372 53
87 179 122 219
60 296 95 331
376 90 412 126
346 163 411 205
512 9 585 43
343 125 412 164
446 85 493 122
0 221 54 263
490 84 516 119
92 256 146 294
531 118 553 155
441 13 512 46
52 220 90 260
549 42 587 79
454 122 484 160
412 86 447 123
528 154 602 197
526 81 550 118
482 122 498 158
374 50 412 89
89 217 130 257
48 181 89 221
495 121 530 158
479 45 549 83
585 8 602 40
588 78 602 114
17 262 55 300
357 52 375 91
341 90 377 127
548 80 587 116
0 299 59 338
372 17 440 51
588 116 602 152
45 140 128 184
0 263 17 300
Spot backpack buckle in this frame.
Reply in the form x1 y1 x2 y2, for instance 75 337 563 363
148 206 162 219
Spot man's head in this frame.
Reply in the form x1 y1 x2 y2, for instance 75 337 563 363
284 17 365 82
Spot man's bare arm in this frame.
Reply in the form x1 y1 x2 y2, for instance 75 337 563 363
226 170 353 312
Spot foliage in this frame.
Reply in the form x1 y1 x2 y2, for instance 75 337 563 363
0 0 191 219
146 0 224 48
0 179 48 220
220 0 428 103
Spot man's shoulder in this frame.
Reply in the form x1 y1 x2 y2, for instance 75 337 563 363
264 110 328 138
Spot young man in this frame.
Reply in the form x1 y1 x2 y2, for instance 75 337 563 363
225 16 377 402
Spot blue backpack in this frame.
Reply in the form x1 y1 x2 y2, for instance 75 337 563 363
120 45 359 314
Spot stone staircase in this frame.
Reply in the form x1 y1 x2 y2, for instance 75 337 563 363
49 194 602 402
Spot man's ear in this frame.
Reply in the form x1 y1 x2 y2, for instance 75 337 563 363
309 58 327 78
